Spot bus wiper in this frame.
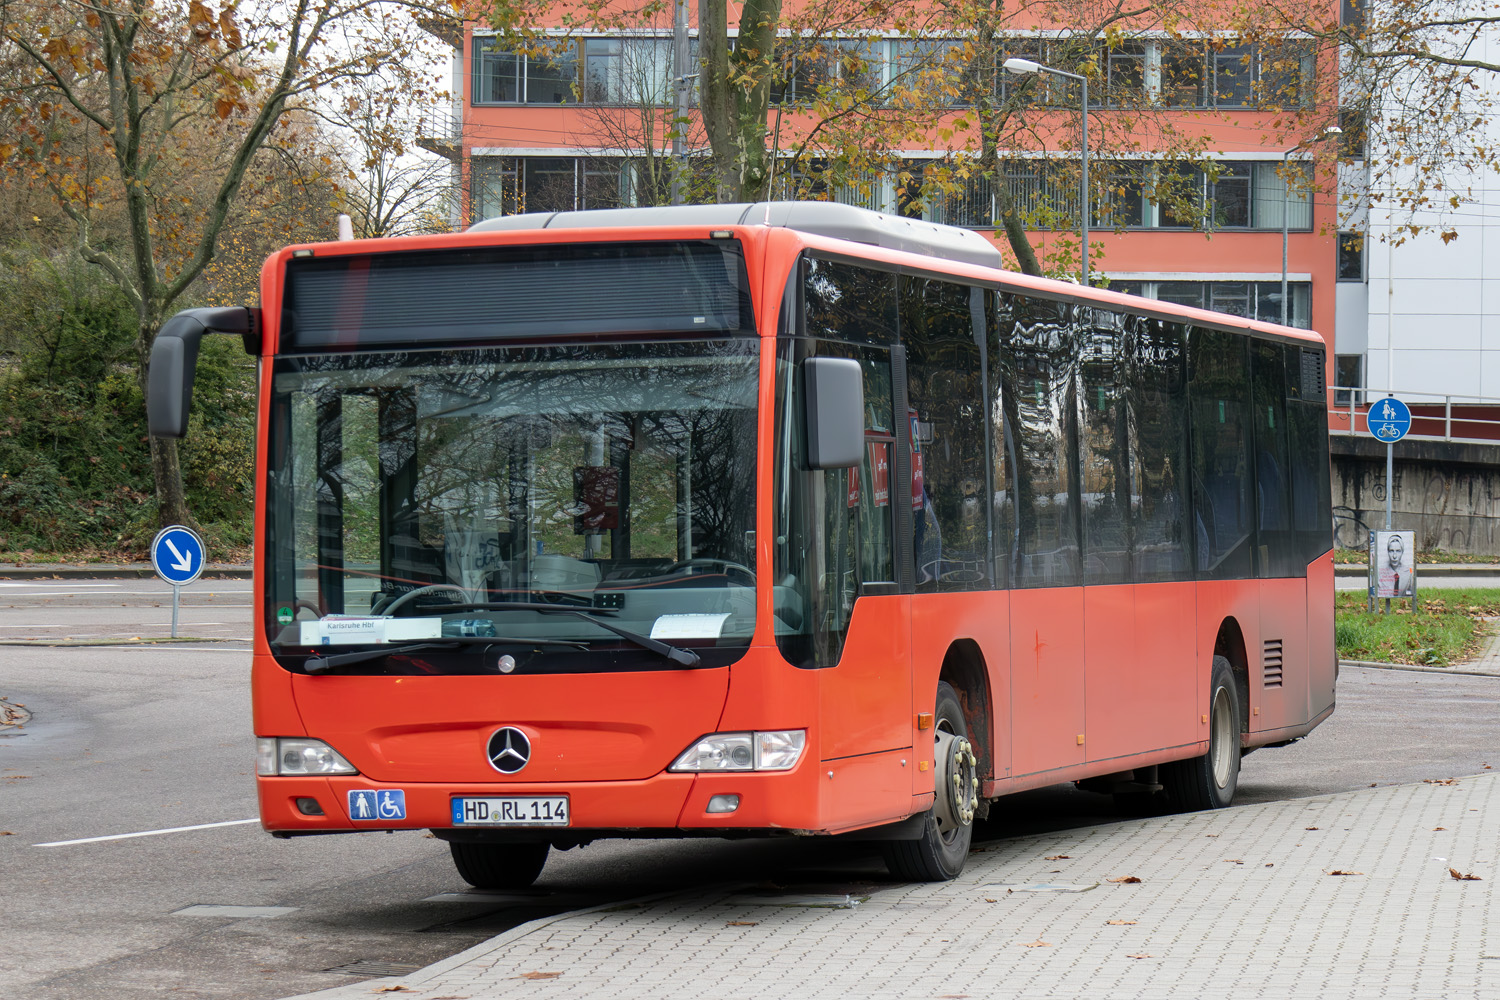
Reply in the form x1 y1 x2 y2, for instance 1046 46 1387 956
430 602 702 667
303 635 587 674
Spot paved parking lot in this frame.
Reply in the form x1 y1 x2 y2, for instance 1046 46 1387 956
283 772 1499 1000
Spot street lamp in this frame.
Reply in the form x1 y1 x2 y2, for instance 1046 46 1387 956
1280 126 1342 326
1003 57 1090 286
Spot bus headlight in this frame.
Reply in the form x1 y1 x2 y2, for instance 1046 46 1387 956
257 737 358 776
669 730 806 772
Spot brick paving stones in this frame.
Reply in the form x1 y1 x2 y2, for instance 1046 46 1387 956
282 773 1500 1000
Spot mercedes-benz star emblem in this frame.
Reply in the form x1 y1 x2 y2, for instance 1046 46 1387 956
486 727 531 774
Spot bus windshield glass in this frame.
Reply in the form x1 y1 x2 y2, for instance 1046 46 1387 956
264 340 759 671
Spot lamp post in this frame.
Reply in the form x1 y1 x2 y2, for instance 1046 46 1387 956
1280 126 1342 326
1003 57 1089 286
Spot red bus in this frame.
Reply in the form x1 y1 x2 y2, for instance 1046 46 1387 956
149 203 1335 884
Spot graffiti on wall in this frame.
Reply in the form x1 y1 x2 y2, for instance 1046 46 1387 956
1333 456 1500 555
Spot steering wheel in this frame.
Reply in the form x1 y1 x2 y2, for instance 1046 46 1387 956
668 559 755 585
373 584 475 617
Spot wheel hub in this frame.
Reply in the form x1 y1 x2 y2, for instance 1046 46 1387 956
933 730 979 832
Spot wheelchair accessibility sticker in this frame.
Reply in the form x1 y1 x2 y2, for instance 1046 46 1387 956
349 789 406 822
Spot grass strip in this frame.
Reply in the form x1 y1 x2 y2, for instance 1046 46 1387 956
1335 588 1500 666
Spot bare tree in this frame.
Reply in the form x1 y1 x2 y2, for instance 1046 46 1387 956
0 0 447 528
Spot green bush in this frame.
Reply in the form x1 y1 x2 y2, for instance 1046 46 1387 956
0 246 255 559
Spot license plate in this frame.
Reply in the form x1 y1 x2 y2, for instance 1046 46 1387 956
451 796 569 826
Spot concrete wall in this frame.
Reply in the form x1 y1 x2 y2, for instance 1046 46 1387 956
1331 437 1500 555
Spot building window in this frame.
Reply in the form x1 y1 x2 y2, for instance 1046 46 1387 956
1334 355 1363 406
1110 279 1313 329
774 38 883 104
472 38 578 105
1155 39 1311 109
583 38 671 105
469 156 629 223
1159 162 1312 231
891 40 974 107
1338 107 1368 159
470 39 577 105
1337 232 1365 281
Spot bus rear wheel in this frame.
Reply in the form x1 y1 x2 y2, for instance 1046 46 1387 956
880 681 978 882
448 841 550 889
1162 656 1241 811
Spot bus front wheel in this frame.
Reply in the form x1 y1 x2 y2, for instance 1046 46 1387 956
880 681 978 882
448 841 550 889
1163 656 1241 811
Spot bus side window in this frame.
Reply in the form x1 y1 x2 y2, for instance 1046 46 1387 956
1000 294 1082 588
1079 309 1131 586
1129 319 1191 582
900 277 989 592
1188 328 1253 579
1251 341 1295 577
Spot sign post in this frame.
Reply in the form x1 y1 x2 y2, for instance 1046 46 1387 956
150 525 206 637
1365 396 1412 613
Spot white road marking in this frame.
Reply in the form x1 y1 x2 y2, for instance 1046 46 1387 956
35 818 261 847
0 583 122 588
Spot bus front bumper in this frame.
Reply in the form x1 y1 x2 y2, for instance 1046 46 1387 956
255 760 854 837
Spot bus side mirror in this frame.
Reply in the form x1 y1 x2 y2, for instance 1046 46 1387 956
802 356 864 470
147 307 259 438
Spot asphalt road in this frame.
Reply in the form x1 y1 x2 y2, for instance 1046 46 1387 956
2 579 1498 999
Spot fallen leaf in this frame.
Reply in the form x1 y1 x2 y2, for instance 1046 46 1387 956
1108 876 1142 884
1125 953 1153 959
372 988 413 994
1049 869 1061 873
1205 833 1219 837
1045 854 1071 860
0 831 12 836
983 897 998 903
1018 939 1052 948
1106 919 1137 925
1424 778 1459 785
517 972 562 980
1305 826 1319 831
1265 863 1274 867
1434 827 1447 831
726 921 759 926
1449 868 1483 881
1225 859 1244 864
1328 870 1364 876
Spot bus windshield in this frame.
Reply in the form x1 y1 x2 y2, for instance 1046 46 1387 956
264 339 759 671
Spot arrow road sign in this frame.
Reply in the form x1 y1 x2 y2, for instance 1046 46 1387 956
150 525 205 587
1367 396 1411 444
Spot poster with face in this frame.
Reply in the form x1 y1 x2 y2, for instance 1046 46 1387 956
1371 530 1415 598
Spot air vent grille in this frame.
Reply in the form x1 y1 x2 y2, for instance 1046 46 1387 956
1263 639 1284 688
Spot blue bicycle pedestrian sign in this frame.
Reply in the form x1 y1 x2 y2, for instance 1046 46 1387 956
150 525 205 587
1367 396 1411 443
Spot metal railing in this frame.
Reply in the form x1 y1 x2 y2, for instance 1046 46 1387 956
1328 386 1500 445
415 102 463 143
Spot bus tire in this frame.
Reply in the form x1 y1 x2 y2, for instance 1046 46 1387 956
1163 655 1241 811
448 841 550 889
880 681 977 882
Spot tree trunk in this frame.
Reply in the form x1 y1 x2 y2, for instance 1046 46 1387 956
698 0 781 202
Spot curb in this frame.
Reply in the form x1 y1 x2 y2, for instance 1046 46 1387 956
1339 658 1500 678
0 565 252 580
1334 563 1500 577
0 637 238 647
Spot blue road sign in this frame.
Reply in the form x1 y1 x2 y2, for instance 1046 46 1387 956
150 525 205 586
1367 396 1412 444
